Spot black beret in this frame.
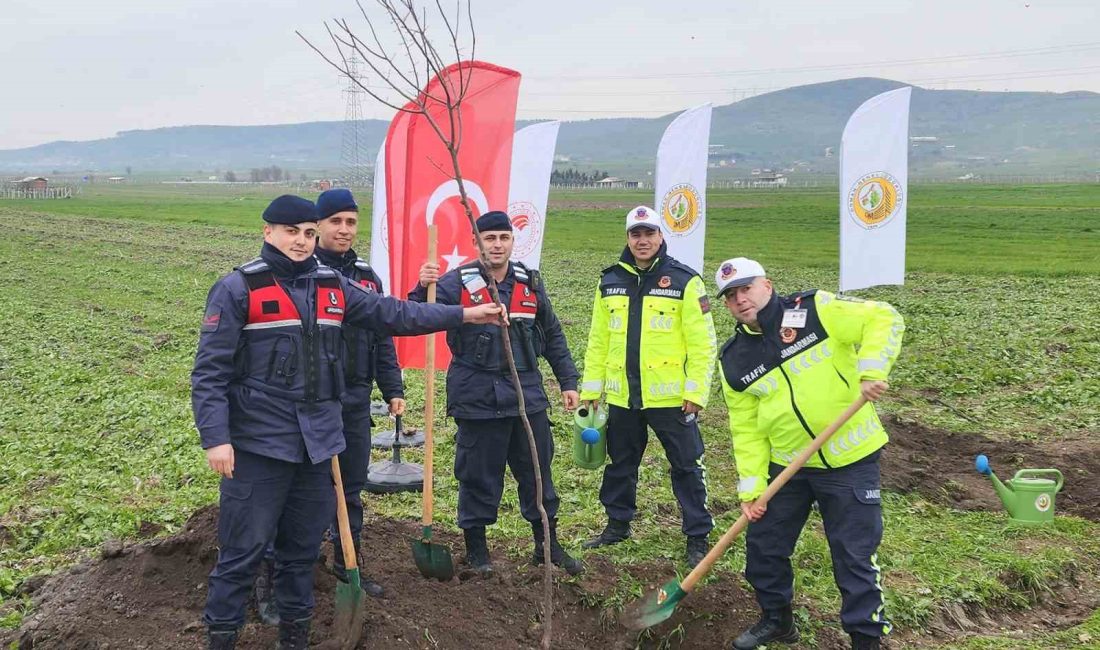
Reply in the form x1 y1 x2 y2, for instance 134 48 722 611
262 195 318 225
475 210 512 233
316 188 358 220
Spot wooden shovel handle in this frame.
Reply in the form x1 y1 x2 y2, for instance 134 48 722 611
680 396 869 593
332 456 358 572
421 225 438 528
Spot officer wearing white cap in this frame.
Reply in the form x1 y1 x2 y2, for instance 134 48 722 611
579 206 717 567
714 257 904 650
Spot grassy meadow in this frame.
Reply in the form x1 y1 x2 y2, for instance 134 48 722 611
0 182 1098 648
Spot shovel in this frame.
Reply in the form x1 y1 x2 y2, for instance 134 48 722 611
410 225 455 581
622 396 870 630
331 456 367 649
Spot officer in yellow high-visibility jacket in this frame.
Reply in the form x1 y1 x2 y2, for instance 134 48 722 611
579 206 717 567
715 257 903 650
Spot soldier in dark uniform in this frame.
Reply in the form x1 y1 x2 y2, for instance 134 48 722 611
410 210 583 576
192 195 502 650
315 188 401 598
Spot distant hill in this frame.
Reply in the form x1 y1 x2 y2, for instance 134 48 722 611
1 78 1097 177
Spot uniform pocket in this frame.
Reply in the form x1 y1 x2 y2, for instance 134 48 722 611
217 478 256 547
853 487 882 505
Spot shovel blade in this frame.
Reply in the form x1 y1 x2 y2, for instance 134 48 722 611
411 528 454 581
333 567 367 650
621 579 687 630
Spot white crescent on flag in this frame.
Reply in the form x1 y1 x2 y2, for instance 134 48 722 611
425 179 489 270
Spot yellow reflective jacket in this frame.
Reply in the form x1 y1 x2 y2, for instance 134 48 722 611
719 289 904 501
580 246 717 409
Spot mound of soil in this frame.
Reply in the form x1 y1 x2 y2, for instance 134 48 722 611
5 418 1096 649
880 415 1100 521
1 507 847 650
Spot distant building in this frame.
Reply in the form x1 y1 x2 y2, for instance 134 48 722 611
910 136 939 143
751 172 788 188
107 176 126 183
594 176 640 189
12 176 47 190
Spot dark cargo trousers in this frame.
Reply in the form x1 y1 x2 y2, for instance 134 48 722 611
204 449 334 630
454 410 559 529
745 453 891 638
598 405 714 537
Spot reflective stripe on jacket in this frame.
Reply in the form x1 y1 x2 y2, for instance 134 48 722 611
719 289 904 501
580 246 717 409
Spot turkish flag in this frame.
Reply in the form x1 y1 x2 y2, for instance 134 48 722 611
388 61 521 369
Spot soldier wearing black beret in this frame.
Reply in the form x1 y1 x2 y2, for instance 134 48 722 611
410 210 584 577
192 196 503 649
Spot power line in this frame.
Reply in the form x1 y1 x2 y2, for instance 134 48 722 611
525 41 1100 82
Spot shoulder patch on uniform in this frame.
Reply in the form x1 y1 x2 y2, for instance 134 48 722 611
354 258 372 272
236 258 268 275
698 295 711 314
200 309 221 333
315 265 337 278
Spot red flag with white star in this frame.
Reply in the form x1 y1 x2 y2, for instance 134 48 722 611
387 61 521 369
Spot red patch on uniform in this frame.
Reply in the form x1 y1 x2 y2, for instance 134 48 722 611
201 311 221 333
698 296 711 314
780 327 797 344
658 275 671 288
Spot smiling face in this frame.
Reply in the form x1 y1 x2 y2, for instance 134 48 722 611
317 210 358 254
264 222 318 262
627 226 663 266
476 229 514 270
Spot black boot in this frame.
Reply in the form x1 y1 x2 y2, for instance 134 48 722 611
333 549 385 598
581 518 631 549
253 558 280 625
463 526 493 576
686 535 709 568
850 632 882 650
206 628 238 650
277 617 311 650
531 520 584 576
732 605 799 650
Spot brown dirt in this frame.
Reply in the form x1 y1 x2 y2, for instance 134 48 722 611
5 417 1098 649
2 507 846 650
880 414 1100 521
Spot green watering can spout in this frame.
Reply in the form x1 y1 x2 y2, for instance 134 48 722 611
987 471 1020 519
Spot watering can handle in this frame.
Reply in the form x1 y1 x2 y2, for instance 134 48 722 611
1014 469 1064 492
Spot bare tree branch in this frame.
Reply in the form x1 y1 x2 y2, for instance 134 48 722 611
301 4 555 647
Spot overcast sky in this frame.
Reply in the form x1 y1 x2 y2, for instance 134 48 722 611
1 0 1097 149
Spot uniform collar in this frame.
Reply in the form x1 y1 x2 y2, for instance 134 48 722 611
261 242 318 279
753 290 784 334
314 244 357 271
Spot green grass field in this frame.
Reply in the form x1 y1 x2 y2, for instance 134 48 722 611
0 183 1098 647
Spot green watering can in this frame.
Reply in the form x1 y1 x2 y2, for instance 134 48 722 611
572 404 608 470
975 455 1063 525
